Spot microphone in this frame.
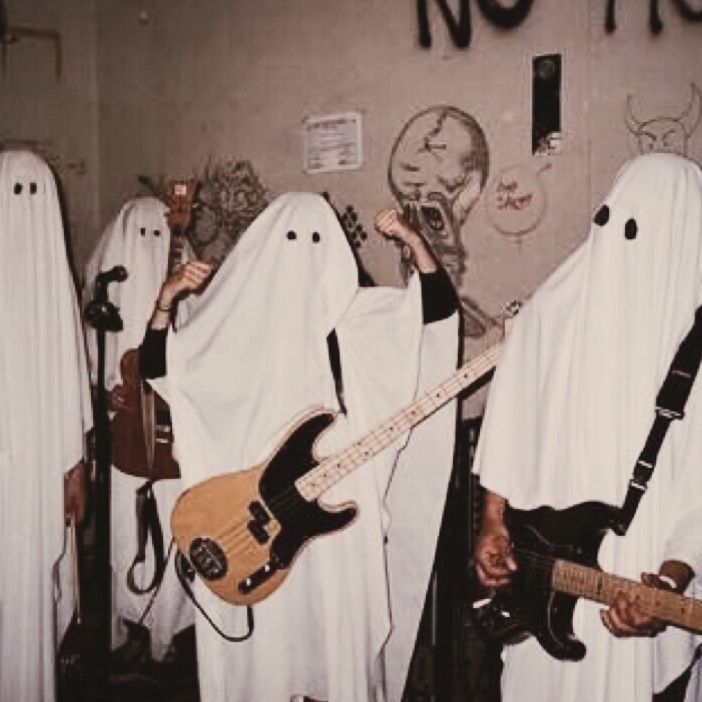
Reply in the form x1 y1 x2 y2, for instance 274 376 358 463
85 265 128 331
95 265 128 287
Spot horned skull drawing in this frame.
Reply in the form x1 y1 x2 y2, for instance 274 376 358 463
625 83 702 157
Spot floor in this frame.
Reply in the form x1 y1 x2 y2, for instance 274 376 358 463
56 486 201 702
55 420 500 702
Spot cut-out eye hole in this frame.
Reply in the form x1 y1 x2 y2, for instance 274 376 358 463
140 227 146 237
287 230 297 240
154 229 161 237
593 205 609 226
13 182 22 195
29 182 37 195
625 218 638 240
312 232 321 243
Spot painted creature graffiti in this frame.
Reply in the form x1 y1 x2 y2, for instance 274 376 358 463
139 159 269 269
624 83 701 157
388 106 495 338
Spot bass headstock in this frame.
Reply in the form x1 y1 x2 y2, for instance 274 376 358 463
496 299 523 340
165 178 199 235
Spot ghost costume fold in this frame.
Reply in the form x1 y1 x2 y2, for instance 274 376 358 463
0 150 92 702
84 197 193 660
473 153 702 701
158 192 457 701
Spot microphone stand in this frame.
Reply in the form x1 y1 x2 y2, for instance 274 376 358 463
83 276 124 701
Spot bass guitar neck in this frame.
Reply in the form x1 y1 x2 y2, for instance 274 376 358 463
171 333 506 606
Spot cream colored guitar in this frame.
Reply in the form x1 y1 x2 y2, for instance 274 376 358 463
171 321 510 607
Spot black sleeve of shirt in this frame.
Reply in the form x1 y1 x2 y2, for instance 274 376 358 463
419 268 459 324
139 270 457 381
139 327 168 379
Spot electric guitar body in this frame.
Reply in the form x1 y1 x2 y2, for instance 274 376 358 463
472 502 702 660
171 408 357 606
476 502 616 661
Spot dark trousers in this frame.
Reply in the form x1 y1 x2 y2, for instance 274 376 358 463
653 646 701 702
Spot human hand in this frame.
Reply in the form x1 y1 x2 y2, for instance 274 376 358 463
64 461 88 526
374 208 437 273
109 384 130 412
600 573 673 638
474 523 517 588
373 208 421 245
158 261 213 307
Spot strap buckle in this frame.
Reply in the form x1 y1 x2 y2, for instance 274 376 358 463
655 405 684 421
627 478 647 493
656 368 694 421
632 458 654 485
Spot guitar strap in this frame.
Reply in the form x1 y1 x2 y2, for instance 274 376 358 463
126 480 166 595
614 305 702 536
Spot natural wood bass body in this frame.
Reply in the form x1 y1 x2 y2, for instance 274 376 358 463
171 410 358 606
171 336 504 606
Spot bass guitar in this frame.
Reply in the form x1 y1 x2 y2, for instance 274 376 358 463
472 501 702 661
171 331 507 606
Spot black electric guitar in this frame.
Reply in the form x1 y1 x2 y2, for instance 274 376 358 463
171 331 507 606
472 502 702 661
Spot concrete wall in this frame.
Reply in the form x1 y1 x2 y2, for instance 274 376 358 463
0 0 100 271
92 0 702 415
3 1 702 385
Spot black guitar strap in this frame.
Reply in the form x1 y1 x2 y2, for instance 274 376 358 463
126 480 166 594
613 305 702 536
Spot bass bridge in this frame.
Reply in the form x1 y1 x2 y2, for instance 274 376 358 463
238 555 281 595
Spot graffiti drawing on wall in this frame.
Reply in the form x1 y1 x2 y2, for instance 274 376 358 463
139 158 268 269
485 163 549 240
607 0 702 35
624 83 701 157
417 0 702 49
388 105 496 338
416 0 535 50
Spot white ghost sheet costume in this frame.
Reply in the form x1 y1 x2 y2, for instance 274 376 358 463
473 153 702 702
157 192 457 702
84 196 194 660
0 150 92 702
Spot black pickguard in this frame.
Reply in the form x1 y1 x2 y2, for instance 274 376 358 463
258 411 357 569
473 501 620 661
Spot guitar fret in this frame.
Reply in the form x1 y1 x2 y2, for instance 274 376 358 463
297 339 503 499
553 560 702 632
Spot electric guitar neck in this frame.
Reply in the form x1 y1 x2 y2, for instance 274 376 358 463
550 558 702 632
